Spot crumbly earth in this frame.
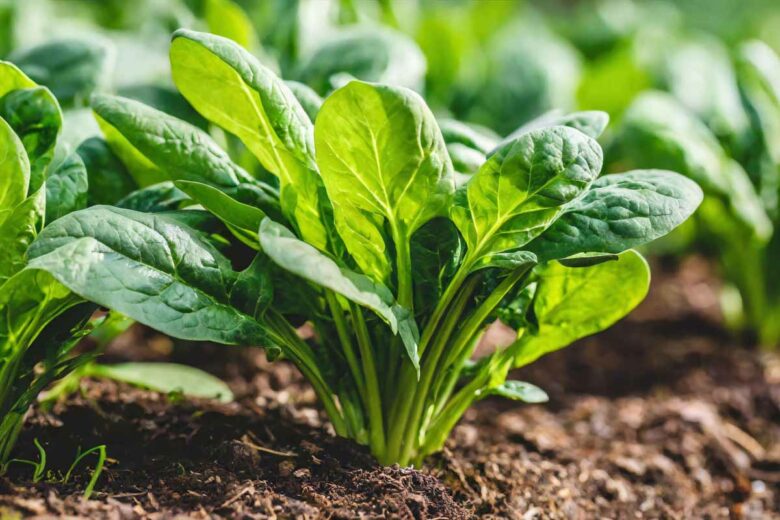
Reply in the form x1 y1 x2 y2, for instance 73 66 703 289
1 258 778 519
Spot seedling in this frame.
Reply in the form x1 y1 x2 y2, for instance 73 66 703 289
28 30 702 465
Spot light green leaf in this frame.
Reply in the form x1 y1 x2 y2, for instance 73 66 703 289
259 218 402 332
0 187 44 284
170 29 328 250
0 115 30 217
0 269 81 353
175 180 265 249
28 206 272 346
512 249 649 368
90 362 234 403
526 170 703 262
45 152 89 222
315 81 454 284
488 380 548 403
452 126 602 271
0 61 36 98
204 0 258 51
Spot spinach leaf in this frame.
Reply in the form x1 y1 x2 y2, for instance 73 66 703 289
315 81 454 288
452 126 602 270
45 152 89 223
28 206 273 345
170 29 329 250
0 86 61 190
527 169 703 262
512 249 650 368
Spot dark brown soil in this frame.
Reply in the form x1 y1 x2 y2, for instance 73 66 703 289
1 258 778 519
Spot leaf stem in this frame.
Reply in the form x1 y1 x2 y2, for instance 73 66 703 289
349 303 386 460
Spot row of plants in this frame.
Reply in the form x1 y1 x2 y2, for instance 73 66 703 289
0 0 776 480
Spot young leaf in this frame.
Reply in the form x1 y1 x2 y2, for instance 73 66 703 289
169 29 329 250
45 153 89 223
452 126 602 271
28 206 272 346
526 169 703 262
488 380 548 403
0 61 36 98
175 180 265 248
0 86 62 190
315 81 454 284
260 218 398 332
511 249 650 368
89 362 234 403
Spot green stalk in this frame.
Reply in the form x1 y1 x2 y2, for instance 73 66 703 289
386 273 480 464
349 304 386 460
325 291 366 395
265 311 348 436
399 263 534 464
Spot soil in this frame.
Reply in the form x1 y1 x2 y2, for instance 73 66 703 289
1 257 778 519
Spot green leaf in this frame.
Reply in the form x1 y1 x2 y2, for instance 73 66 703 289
116 84 208 130
661 35 750 149
0 269 81 354
0 61 36 98
410 218 464 316
170 29 329 250
90 362 234 403
299 27 426 94
0 188 44 284
116 182 188 212
204 0 258 51
28 206 272 346
0 115 30 217
512 249 649 368
45 152 89 223
76 137 137 206
616 92 771 241
175 180 265 249
259 218 402 332
0 86 62 191
503 110 609 144
438 119 500 154
10 38 112 106
526 170 703 262
452 126 602 271
488 380 548 403
91 94 258 192
285 80 323 122
315 81 454 283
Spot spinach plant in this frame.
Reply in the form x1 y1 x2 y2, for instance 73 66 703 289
28 30 702 466
0 61 95 466
611 40 780 347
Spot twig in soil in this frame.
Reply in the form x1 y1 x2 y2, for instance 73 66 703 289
241 433 297 457
220 483 255 508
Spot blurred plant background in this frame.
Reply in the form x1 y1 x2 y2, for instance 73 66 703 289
2 0 779 347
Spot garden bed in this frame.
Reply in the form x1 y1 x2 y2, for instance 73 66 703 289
1 260 778 519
